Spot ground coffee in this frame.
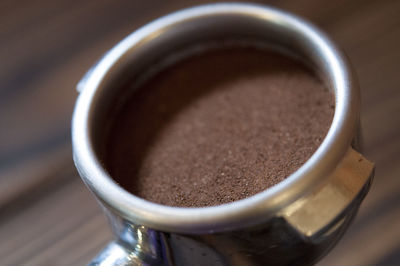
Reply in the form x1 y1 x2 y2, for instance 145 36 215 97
104 46 334 207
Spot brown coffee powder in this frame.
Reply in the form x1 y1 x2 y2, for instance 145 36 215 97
104 47 334 207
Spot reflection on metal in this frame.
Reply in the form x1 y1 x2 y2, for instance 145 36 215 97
90 221 173 265
89 241 135 266
282 148 374 241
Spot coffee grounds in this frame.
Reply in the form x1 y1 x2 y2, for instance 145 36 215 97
104 47 334 207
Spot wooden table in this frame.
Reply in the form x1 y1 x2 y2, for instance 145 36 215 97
1 0 399 265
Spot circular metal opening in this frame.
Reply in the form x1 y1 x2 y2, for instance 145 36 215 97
72 3 358 233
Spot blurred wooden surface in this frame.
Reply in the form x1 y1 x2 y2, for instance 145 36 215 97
1 0 399 265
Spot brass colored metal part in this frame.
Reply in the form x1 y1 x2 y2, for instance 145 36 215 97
281 148 374 239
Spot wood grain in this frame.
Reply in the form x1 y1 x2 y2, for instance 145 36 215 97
0 0 399 265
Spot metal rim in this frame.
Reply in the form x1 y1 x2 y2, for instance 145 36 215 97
72 3 358 233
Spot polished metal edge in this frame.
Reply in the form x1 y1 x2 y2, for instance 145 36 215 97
72 2 358 233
